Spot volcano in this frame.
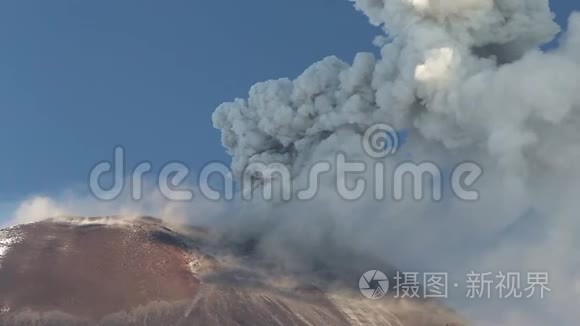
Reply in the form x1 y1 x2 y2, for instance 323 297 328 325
0 217 465 325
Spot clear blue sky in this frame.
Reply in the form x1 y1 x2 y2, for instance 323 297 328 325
0 1 576 207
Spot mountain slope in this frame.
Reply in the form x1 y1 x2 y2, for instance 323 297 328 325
0 217 465 325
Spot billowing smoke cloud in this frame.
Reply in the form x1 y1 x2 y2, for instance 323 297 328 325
213 1 580 325
214 0 580 177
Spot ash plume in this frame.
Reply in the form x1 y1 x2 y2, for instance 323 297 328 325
213 1 580 325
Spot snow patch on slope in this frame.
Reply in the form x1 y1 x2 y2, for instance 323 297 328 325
0 227 22 269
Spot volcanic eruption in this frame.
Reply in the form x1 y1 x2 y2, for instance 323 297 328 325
2 0 579 325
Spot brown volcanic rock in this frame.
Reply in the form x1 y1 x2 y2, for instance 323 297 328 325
0 217 201 320
0 217 466 326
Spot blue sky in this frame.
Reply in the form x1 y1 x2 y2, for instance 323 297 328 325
0 1 577 218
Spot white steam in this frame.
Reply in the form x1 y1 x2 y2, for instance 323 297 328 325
213 1 580 325
214 0 580 177
2 179 226 229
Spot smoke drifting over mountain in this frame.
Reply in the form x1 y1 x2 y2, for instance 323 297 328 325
213 1 580 325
